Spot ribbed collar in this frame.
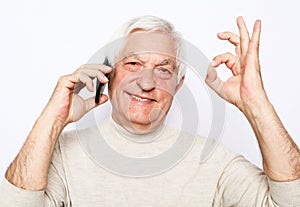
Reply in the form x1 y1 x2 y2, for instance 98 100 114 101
108 116 167 144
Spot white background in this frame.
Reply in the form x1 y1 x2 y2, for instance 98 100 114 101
0 0 299 178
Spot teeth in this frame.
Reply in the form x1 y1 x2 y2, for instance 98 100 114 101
132 95 152 102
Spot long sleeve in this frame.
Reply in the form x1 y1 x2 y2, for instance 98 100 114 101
213 155 300 207
0 141 70 207
0 178 45 206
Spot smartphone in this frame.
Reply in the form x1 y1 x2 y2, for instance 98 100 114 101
95 57 111 104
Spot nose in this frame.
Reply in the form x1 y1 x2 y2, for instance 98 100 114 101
136 68 156 91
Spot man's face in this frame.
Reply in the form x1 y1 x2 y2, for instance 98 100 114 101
108 31 184 134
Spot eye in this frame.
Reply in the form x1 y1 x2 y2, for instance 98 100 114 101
128 62 138 66
124 61 142 71
155 67 173 79
158 68 172 74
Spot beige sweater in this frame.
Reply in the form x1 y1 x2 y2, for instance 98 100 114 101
1 119 300 206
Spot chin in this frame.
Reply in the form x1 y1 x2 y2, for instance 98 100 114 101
128 114 152 126
127 111 166 130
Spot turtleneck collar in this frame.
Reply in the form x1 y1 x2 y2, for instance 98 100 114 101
108 116 167 143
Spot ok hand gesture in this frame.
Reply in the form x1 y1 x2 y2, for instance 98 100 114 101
206 16 268 113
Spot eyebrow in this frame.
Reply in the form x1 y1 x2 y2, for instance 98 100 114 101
122 54 140 61
122 54 177 69
157 59 176 69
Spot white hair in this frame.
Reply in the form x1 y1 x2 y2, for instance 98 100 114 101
107 15 186 83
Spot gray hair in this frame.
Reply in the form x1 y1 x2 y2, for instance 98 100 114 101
107 15 186 83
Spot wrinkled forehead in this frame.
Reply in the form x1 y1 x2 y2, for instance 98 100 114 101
118 31 178 62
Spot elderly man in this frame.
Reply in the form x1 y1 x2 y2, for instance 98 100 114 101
0 15 299 206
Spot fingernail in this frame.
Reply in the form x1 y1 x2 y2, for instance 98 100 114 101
105 66 112 72
101 75 109 82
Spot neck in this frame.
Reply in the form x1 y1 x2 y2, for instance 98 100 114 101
111 114 165 135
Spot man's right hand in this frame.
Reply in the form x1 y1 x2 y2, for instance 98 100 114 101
43 64 112 127
5 64 112 191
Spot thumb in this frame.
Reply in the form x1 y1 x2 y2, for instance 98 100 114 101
205 64 225 99
85 94 109 113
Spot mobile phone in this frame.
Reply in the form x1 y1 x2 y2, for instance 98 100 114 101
95 57 111 103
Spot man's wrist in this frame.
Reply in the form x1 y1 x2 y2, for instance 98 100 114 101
238 95 273 121
37 114 66 135
40 105 69 129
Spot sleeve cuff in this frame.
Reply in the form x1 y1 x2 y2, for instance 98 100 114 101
0 178 45 207
268 177 300 207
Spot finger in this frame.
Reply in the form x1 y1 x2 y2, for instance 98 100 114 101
249 19 261 57
68 64 112 94
76 65 111 92
59 73 86 94
217 32 241 56
237 16 250 55
79 64 112 73
217 32 240 46
205 65 225 99
76 64 111 81
80 68 110 83
85 94 109 112
78 72 95 92
211 52 239 75
57 74 77 90
73 82 86 94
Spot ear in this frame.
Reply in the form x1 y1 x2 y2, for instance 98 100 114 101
175 76 185 93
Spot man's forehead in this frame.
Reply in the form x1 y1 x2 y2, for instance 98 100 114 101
119 31 178 61
123 53 176 64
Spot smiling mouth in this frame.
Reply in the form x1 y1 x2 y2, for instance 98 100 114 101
127 93 157 103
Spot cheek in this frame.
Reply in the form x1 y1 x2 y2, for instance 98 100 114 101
157 90 175 109
156 81 177 100
108 69 128 98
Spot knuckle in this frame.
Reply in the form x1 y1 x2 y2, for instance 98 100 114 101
79 64 88 69
77 64 89 72
213 56 219 61
58 75 68 82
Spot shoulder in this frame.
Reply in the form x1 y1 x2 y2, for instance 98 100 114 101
57 126 97 157
164 125 241 166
